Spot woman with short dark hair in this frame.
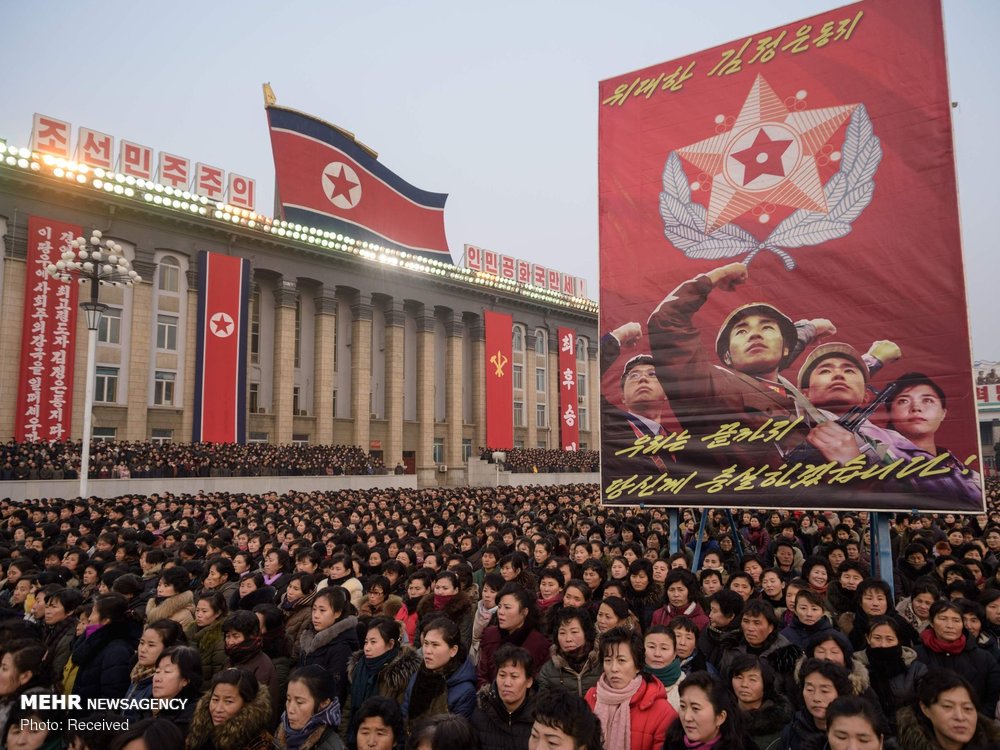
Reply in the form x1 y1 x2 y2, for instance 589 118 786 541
896 669 1000 750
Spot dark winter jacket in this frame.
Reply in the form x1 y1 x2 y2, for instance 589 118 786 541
744 694 794 750
415 591 475 652
402 657 477 728
341 646 421 744
299 614 360 709
186 682 274 750
769 708 825 750
188 618 227 683
70 620 137 701
780 616 834 649
856 646 927 733
470 685 537 750
535 643 602 697
477 624 551 688
915 632 1000 712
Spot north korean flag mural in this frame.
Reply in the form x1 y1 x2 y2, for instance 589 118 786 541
15 216 80 442
558 327 580 451
267 105 451 262
599 0 983 512
484 311 514 449
193 251 250 443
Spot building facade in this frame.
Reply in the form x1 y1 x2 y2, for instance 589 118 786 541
0 144 599 486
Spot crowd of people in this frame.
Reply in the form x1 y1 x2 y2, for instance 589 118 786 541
0 479 1000 750
480 448 600 474
0 441 384 481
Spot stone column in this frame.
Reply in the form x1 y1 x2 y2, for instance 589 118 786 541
469 315 486 454
445 311 464 485
525 334 537 448
124 256 155 441
384 301 405 469
415 308 437 486
588 340 600 448
313 287 337 445
180 266 199 442
350 294 373 451
272 280 297 443
0 261 25 437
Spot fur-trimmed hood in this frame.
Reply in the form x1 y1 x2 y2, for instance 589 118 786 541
186 683 273 750
145 589 194 623
745 693 794 736
547 642 601 676
895 705 1000 750
347 646 422 695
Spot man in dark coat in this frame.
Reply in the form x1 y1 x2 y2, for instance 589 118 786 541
471 645 537 750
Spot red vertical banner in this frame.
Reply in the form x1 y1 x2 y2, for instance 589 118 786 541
558 327 580 451
193 251 250 443
484 311 514 448
15 217 80 441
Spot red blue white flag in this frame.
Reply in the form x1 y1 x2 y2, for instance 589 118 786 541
266 105 452 262
193 250 250 443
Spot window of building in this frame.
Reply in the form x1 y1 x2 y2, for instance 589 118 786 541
248 432 269 443
98 307 121 345
249 285 260 365
535 330 546 356
536 404 547 428
158 258 179 293
579 405 589 432
156 314 178 351
512 326 524 352
293 295 302 369
577 337 587 361
249 383 260 413
95 367 118 403
537 440 547 450
513 401 524 427
462 439 473 462
292 434 309 446
154 371 175 406
332 390 338 418
293 386 301 415
433 438 445 464
514 440 524 449
577 372 587 398
150 428 172 444
536 367 546 393
513 364 523 391
92 427 117 441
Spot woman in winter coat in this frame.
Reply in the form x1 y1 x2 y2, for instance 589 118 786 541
536 607 602 697
644 626 685 712
274 665 346 750
415 570 474 652
771 659 852 750
854 616 927 734
145 646 202 734
231 573 277 612
341 617 420 745
915 600 1000 713
477 583 551 689
186 667 274 750
0 640 50 738
221 610 279 718
124 619 188 717
780 589 835 649
281 572 319 657
199 558 241 610
146 567 196 631
895 669 1000 750
70 593 139 701
651 570 709 632
728 654 793 750
470 644 539 750
401 616 477 731
664 671 756 750
470 572 501 665
187 591 228 683
626 560 663 632
298 586 360 711
40 586 83 692
839 578 919 652
896 580 939 634
585 626 677 750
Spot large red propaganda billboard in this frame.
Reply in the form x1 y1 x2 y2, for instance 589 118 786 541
599 0 983 511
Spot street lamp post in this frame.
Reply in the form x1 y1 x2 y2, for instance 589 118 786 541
492 450 506 488
46 230 141 499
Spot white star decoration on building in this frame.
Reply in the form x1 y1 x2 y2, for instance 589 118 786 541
677 75 857 231
210 312 234 338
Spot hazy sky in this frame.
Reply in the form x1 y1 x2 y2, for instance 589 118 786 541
3 1 998 357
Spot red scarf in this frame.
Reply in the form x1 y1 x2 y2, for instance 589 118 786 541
537 594 563 611
810 583 829 596
433 594 455 610
920 626 966 655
